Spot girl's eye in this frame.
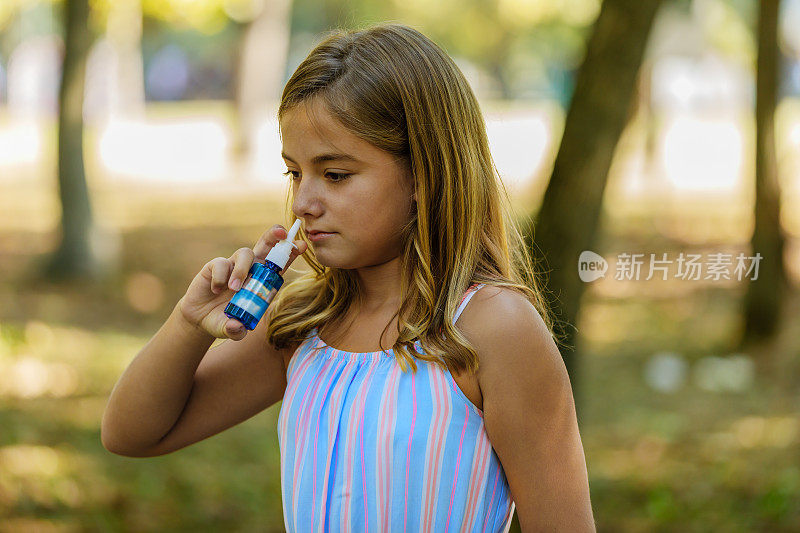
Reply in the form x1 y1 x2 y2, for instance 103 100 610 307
326 172 350 182
282 170 350 182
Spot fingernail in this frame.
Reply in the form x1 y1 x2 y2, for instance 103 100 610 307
230 278 241 290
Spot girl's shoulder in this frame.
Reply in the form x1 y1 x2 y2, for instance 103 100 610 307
463 284 531 316
457 284 549 358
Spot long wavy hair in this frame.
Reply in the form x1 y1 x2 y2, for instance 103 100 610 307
266 22 558 374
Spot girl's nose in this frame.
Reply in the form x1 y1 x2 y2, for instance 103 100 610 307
291 180 324 219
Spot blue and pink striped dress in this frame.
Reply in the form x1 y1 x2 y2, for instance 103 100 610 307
277 283 516 532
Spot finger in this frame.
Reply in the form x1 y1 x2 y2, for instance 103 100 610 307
278 240 308 275
253 224 288 262
225 318 247 341
209 257 233 294
291 240 308 259
228 247 255 291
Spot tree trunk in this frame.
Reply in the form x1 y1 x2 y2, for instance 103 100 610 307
106 0 145 118
42 0 101 281
529 0 662 411
741 0 785 346
231 0 293 159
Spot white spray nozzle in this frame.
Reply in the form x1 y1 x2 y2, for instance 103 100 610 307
265 219 302 270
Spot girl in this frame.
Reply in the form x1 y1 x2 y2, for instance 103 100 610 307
102 23 595 532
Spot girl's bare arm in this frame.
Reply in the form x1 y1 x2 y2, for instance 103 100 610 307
101 224 307 457
101 298 292 457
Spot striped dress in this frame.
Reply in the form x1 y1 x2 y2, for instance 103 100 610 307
277 283 516 532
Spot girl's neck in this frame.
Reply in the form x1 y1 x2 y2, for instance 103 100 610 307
354 255 403 312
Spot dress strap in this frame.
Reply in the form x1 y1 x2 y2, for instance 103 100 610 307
453 283 485 325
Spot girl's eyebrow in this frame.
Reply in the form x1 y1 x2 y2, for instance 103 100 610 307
281 151 361 165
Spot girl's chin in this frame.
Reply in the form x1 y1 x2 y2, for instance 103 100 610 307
317 257 364 271
311 250 345 268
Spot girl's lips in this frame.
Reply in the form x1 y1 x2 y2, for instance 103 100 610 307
308 231 336 242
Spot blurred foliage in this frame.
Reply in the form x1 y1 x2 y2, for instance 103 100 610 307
290 0 601 100
0 0 768 102
0 0 604 101
694 0 756 66
0 0 269 36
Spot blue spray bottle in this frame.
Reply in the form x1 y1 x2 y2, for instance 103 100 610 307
224 219 302 331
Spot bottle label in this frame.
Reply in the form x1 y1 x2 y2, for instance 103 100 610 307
243 277 277 302
231 278 278 318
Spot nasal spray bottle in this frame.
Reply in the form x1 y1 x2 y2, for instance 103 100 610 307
224 219 302 331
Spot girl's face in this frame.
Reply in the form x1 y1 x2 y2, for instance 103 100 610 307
281 99 416 269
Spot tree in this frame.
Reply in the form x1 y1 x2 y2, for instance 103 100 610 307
529 0 662 405
41 0 103 281
231 0 294 157
741 0 786 345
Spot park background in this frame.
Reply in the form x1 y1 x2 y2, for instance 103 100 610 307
1 0 799 531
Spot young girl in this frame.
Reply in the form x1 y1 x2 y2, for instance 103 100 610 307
102 23 595 532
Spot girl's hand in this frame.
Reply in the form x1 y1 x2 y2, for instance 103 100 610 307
178 224 308 341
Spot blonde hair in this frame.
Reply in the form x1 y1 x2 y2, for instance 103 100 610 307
266 22 557 374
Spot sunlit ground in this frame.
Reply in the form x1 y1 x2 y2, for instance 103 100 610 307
1 100 799 531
